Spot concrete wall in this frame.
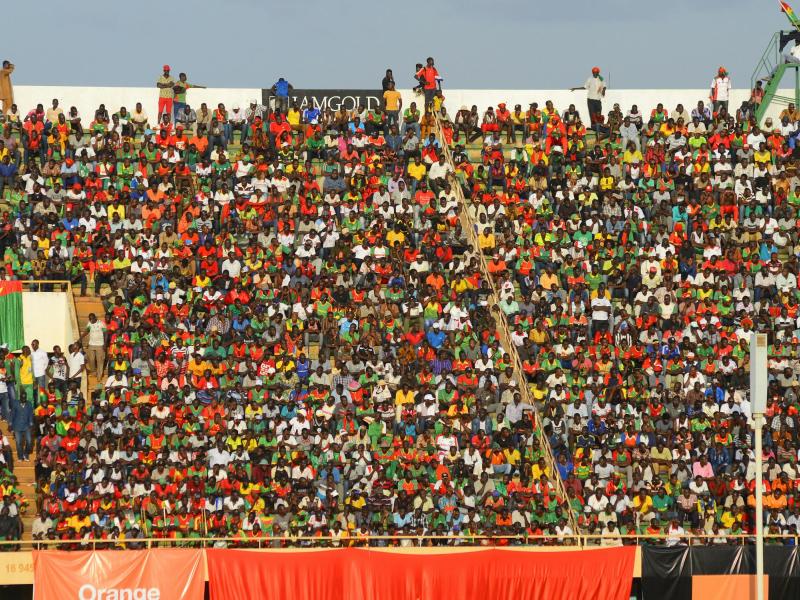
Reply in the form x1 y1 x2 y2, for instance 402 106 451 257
11 85 794 129
21 292 74 353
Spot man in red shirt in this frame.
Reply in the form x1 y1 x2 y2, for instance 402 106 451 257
415 57 440 106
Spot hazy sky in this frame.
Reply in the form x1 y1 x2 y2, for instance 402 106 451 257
1 0 788 90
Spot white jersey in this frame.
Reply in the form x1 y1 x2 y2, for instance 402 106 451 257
711 76 731 101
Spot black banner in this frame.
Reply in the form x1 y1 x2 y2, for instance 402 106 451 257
641 545 800 600
261 89 383 111
641 546 691 600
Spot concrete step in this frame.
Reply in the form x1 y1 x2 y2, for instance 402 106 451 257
76 303 103 313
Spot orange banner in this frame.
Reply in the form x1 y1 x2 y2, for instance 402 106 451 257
33 549 204 600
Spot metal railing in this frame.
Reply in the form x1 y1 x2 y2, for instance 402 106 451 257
751 31 783 92
430 113 578 535
1 532 797 551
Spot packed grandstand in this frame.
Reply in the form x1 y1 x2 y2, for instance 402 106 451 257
0 60 796 550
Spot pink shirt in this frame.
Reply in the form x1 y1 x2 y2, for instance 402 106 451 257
692 461 714 479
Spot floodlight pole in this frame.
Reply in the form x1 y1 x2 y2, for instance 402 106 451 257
750 332 768 600
755 411 764 600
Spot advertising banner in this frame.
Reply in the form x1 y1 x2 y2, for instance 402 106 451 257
33 549 204 600
261 89 383 111
641 545 800 600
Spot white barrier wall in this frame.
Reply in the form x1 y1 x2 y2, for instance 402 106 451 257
11 85 795 129
22 292 74 353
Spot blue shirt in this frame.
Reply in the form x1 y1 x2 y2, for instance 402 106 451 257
393 512 412 528
426 330 446 349
62 217 79 231
10 400 32 432
274 79 289 97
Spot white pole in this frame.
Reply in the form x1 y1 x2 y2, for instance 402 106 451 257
755 412 764 600
750 332 768 600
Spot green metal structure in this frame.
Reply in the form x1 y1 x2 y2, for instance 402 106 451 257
752 30 800 124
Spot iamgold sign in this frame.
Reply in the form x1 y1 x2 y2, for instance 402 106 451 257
261 89 382 111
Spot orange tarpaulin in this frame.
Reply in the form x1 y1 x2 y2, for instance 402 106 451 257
33 549 204 600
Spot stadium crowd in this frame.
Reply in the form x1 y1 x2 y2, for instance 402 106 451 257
449 74 800 545
0 62 796 548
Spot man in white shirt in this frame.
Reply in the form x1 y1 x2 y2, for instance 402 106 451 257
709 67 731 114
571 66 606 131
80 313 107 380
590 294 612 336
220 252 242 279
427 156 452 194
207 441 233 468
30 339 49 396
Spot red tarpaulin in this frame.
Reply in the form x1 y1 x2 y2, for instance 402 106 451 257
207 546 636 600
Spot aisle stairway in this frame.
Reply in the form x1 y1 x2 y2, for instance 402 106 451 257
7 289 105 542
0 417 35 542
432 115 580 534
72 290 105 393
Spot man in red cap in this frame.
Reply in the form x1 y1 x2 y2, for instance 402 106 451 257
570 66 606 135
156 64 176 119
710 67 731 116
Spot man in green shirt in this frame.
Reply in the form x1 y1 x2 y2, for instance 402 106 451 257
173 72 205 122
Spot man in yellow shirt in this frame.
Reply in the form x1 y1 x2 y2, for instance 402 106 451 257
407 157 427 188
18 346 33 403
394 384 416 424
287 103 303 139
383 82 402 129
539 267 560 291
477 231 496 251
187 353 209 378
66 510 91 533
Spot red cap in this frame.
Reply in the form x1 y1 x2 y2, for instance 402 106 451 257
592 66 600 74
163 64 171 72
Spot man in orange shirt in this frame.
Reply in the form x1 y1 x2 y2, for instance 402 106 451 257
496 103 513 144
415 57 440 106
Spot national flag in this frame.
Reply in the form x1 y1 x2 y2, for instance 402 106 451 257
780 1 800 30
0 280 23 351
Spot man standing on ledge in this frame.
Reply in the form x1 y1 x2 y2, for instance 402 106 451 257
173 72 205 122
710 66 731 115
270 77 293 114
571 66 606 133
156 64 176 118
0 60 13 112
416 58 440 107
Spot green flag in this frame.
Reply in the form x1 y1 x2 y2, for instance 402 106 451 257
0 281 24 351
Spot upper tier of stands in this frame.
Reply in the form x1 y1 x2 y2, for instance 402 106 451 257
0 77 794 548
